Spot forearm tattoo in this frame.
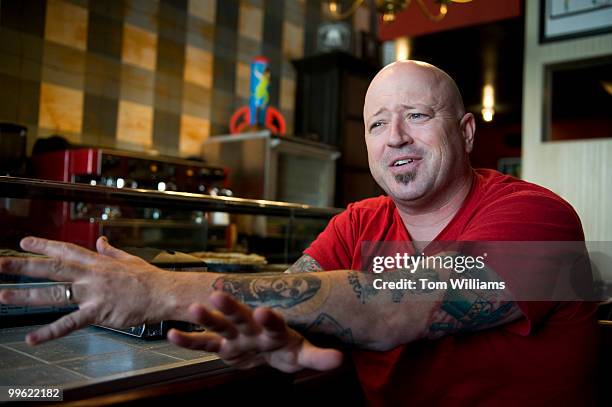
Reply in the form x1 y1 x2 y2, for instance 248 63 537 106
295 313 355 345
213 275 322 309
285 254 323 274
348 268 440 304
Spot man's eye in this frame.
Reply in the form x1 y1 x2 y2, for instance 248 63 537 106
369 121 384 131
407 113 428 121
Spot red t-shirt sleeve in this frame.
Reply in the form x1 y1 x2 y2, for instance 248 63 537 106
459 190 586 335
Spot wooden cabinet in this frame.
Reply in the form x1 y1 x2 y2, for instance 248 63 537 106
293 52 383 207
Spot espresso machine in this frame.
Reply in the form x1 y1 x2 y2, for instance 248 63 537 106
30 147 231 250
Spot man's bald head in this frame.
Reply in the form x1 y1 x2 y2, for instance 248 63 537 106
362 60 476 208
364 60 466 121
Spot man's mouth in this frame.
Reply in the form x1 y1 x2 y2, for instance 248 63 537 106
390 157 420 168
392 158 414 167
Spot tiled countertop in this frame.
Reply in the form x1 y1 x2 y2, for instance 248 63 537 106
0 325 226 400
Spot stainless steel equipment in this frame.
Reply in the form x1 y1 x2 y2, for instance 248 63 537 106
203 131 340 207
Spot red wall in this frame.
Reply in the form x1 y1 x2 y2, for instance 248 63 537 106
378 0 522 41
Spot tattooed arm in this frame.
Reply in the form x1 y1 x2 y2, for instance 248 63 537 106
284 254 323 274
182 257 522 351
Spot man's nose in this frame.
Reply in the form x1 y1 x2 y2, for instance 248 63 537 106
387 117 414 147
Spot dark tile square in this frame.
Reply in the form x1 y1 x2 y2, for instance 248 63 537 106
65 0 89 8
87 12 123 59
0 27 21 56
264 0 284 20
21 32 44 63
163 0 188 12
152 109 180 153
0 0 45 37
215 0 239 30
156 37 185 77
84 75 120 100
213 26 237 59
210 89 236 124
85 53 121 98
0 73 20 121
17 78 41 124
82 93 118 139
89 0 125 21
158 1 187 44
211 56 236 94
19 58 43 82
0 49 20 77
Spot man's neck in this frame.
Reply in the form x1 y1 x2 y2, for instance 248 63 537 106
394 168 474 246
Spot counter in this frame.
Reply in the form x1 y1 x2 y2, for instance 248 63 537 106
0 325 364 405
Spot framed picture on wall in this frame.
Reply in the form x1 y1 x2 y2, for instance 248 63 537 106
543 56 612 141
540 0 612 43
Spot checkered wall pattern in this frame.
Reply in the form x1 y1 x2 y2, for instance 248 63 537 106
0 0 322 157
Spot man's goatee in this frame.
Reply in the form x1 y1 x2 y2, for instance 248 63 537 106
395 171 416 184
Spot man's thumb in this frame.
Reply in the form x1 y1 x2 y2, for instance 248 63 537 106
298 340 343 371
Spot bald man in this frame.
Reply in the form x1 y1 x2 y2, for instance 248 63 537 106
0 61 598 405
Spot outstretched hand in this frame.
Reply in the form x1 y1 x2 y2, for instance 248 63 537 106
0 236 175 345
168 292 343 373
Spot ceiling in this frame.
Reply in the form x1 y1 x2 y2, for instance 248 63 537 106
378 0 522 41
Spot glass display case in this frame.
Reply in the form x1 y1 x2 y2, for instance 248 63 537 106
0 176 340 320
0 175 339 253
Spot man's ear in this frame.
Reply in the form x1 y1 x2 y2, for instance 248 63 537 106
459 113 476 154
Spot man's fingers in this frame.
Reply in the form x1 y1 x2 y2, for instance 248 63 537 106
25 310 90 345
297 340 343 371
20 237 98 266
188 303 238 339
167 328 223 352
253 307 288 340
0 257 81 281
96 236 135 261
0 284 75 306
209 292 261 336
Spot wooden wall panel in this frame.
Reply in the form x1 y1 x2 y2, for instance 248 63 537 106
522 0 612 241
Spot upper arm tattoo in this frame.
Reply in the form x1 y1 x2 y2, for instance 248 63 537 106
345 254 523 341
285 254 323 274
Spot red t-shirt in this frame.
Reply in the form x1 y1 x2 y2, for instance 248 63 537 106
305 169 598 406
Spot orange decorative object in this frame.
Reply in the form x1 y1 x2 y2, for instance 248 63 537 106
229 105 286 135
229 106 251 134
264 106 286 135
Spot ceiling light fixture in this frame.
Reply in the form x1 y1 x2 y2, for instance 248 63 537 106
325 0 473 24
